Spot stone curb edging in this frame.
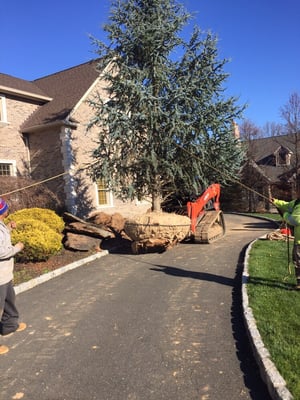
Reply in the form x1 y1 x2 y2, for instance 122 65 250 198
14 250 109 295
243 236 294 400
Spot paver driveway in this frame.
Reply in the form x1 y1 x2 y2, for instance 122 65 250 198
0 213 277 400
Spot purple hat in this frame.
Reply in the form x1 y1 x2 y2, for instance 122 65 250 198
0 198 8 215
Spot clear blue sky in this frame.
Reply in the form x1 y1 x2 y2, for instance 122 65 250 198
1 0 300 128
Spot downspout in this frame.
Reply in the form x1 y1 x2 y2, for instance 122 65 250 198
60 125 78 215
22 133 31 175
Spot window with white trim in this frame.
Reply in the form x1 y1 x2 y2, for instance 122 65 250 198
96 179 113 206
0 95 8 125
0 160 16 176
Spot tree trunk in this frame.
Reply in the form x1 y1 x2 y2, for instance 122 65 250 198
152 193 162 212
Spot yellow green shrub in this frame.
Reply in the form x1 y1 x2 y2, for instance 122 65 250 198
10 218 63 262
8 208 64 233
5 208 64 262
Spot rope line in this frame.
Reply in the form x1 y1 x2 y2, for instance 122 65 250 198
2 141 291 278
1 141 271 204
0 159 100 197
174 142 272 203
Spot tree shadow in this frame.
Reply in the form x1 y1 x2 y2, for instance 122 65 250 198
242 221 279 229
150 265 234 287
230 221 278 231
149 248 273 399
105 240 283 398
247 276 294 290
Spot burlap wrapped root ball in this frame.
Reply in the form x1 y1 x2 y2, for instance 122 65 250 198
124 212 191 243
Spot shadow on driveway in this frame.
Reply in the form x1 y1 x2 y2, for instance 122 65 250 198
149 247 272 400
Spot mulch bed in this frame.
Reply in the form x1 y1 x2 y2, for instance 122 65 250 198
14 236 132 285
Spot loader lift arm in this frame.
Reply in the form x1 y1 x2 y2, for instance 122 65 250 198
187 183 225 243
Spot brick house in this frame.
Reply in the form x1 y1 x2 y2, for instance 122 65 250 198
240 134 299 212
0 60 150 218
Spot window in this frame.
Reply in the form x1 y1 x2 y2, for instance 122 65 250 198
0 161 16 176
0 95 8 125
275 147 291 167
96 179 113 206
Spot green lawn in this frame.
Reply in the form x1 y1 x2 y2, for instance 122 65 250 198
247 231 300 398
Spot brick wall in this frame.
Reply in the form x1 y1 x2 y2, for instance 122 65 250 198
0 95 39 175
0 82 151 219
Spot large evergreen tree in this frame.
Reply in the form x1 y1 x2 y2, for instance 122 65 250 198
88 0 245 211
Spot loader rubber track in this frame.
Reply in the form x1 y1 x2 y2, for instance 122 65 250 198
194 210 226 244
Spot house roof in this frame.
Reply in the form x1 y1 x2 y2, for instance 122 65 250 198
24 60 101 131
246 133 300 185
258 165 290 183
0 73 51 101
249 134 294 162
1 59 101 132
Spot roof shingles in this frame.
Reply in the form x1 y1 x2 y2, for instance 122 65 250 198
0 73 49 98
4 60 100 131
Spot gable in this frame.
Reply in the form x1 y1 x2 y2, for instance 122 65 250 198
20 60 101 132
243 134 300 185
249 135 295 164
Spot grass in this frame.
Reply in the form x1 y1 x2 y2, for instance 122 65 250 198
247 231 300 398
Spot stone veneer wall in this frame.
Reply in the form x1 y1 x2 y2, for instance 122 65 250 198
28 127 65 206
67 81 152 218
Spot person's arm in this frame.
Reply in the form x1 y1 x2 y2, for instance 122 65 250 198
272 198 289 211
0 229 23 260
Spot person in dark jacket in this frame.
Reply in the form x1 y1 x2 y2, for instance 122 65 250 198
0 198 26 355
272 196 300 290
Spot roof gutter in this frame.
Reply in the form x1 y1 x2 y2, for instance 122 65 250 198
22 119 78 134
0 85 52 102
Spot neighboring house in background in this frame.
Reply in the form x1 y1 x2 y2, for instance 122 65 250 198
240 134 299 212
0 60 150 218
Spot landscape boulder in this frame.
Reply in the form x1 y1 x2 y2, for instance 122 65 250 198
63 212 116 252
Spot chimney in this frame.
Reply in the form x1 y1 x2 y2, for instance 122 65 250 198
233 121 240 139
